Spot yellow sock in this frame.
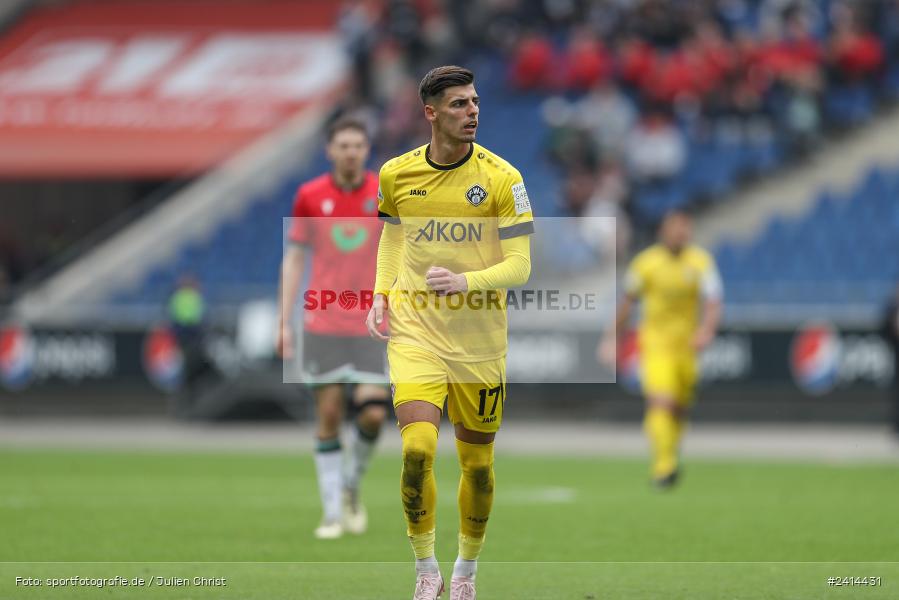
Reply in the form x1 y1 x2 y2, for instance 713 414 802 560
456 439 494 561
401 422 439 559
644 407 680 478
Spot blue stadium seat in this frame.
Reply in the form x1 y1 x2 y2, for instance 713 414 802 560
714 165 899 311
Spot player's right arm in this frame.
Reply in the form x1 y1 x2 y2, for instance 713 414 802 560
366 167 402 341
597 254 644 367
277 187 311 359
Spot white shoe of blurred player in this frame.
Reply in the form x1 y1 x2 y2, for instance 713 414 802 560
450 576 476 600
314 519 343 540
342 489 368 535
412 572 444 600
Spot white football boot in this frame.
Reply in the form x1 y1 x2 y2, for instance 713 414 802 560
412 572 444 599
342 488 368 535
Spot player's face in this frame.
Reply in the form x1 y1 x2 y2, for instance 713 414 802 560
660 213 693 252
327 128 370 177
429 84 479 144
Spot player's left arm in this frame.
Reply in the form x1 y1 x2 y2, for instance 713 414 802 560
693 252 724 351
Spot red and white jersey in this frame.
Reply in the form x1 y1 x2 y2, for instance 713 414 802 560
289 171 382 336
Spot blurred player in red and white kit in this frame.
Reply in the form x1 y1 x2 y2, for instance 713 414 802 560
277 118 389 539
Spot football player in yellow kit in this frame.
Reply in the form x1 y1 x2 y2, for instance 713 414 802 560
599 210 722 488
366 65 534 599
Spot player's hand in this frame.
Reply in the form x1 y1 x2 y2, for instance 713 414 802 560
276 322 293 360
425 266 468 295
692 327 714 352
365 293 389 341
596 334 618 368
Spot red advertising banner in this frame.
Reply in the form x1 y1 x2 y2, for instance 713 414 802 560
0 1 345 177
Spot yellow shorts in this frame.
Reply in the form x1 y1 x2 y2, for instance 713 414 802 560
387 342 506 433
641 350 698 406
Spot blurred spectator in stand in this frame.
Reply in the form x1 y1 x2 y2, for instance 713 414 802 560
376 76 431 163
338 0 380 102
383 0 427 75
562 26 614 91
625 108 687 184
778 66 823 155
509 28 555 90
573 80 636 158
542 96 599 172
537 0 582 29
584 0 628 41
558 168 596 217
542 169 603 272
830 3 885 84
878 0 899 61
694 20 738 94
629 0 690 50
580 160 632 261
452 0 526 54
617 34 657 95
879 283 899 436
643 39 707 116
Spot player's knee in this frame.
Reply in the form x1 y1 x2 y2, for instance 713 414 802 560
400 422 438 518
358 403 388 430
401 422 438 465
458 440 495 493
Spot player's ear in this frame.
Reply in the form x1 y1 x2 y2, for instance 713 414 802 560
423 103 437 123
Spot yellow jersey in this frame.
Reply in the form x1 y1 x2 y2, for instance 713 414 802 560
625 244 722 353
377 142 535 362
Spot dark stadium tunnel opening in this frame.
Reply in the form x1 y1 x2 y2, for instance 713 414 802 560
0 177 192 295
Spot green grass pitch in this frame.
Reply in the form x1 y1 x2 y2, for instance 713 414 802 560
1 448 896 598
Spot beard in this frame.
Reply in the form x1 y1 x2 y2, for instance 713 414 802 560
436 119 476 144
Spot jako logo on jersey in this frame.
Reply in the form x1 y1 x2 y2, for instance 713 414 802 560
415 220 483 242
617 329 642 394
0 325 35 391
321 198 335 215
466 184 488 207
790 323 840 395
143 325 184 392
409 189 427 197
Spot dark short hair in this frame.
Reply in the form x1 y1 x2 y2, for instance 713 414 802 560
418 65 474 104
326 117 369 142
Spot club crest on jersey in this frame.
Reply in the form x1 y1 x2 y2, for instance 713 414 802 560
466 184 488 207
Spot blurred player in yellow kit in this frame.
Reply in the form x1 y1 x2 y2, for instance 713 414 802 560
365 65 534 599
599 210 722 488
